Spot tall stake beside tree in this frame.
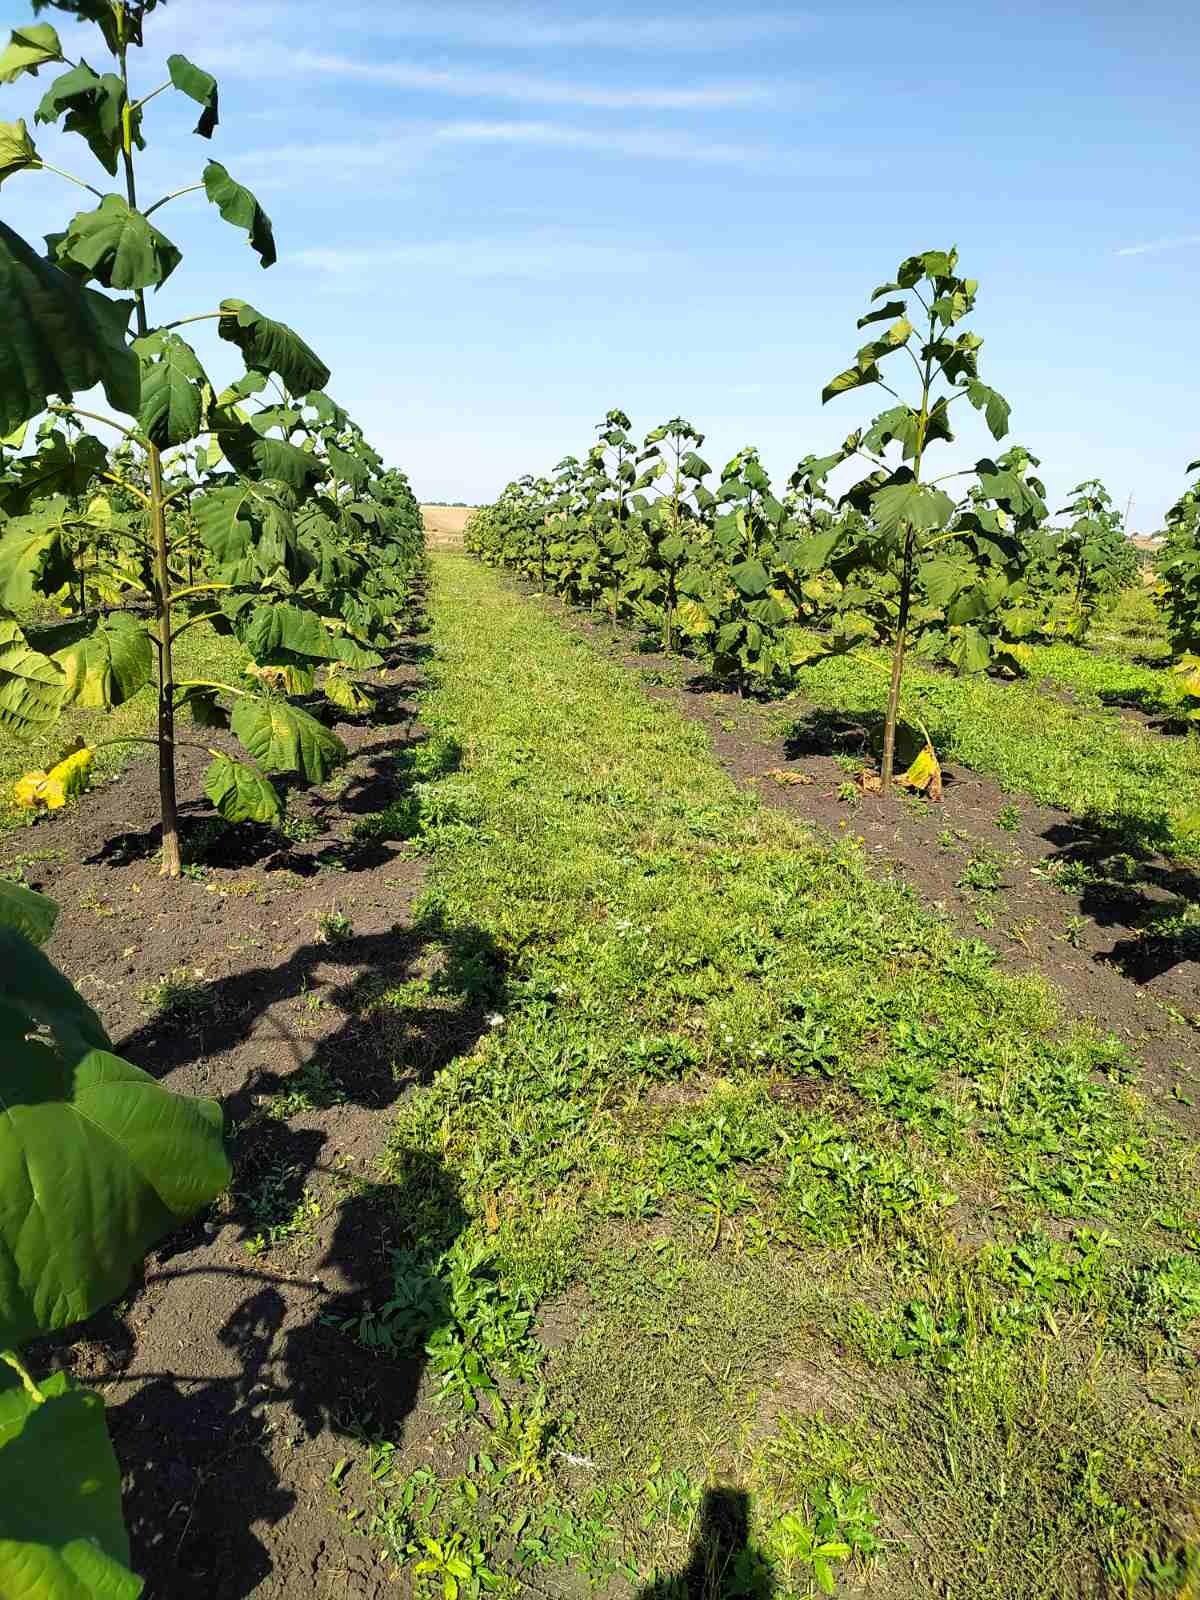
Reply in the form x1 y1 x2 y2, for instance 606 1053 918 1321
819 248 1038 786
0 0 331 874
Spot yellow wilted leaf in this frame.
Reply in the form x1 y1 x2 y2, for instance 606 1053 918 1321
897 740 943 800
764 768 814 787
13 743 94 811
1173 653 1200 699
675 597 713 638
13 769 52 809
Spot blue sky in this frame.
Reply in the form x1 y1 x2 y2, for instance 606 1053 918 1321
3 0 1198 525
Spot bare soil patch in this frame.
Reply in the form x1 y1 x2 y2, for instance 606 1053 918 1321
420 505 476 550
11 628 487 1598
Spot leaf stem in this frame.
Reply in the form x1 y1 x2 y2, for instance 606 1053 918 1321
155 311 222 334
170 611 224 643
33 160 106 199
176 678 247 698
102 469 150 505
144 181 204 219
51 404 146 446
0 1350 43 1403
169 582 232 603
131 79 171 113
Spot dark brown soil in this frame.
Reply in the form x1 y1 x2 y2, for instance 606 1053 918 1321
11 630 488 1598
532 593 1200 1130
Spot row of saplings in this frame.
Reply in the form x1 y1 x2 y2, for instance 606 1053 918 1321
468 247 1200 792
0 5 422 1593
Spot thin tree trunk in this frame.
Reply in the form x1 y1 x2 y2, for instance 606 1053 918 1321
148 444 181 875
881 532 915 787
120 38 180 876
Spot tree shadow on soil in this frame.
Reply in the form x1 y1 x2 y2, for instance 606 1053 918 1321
112 905 503 1092
637 1487 775 1599
1040 819 1200 983
1096 685 1192 735
107 1158 467 1598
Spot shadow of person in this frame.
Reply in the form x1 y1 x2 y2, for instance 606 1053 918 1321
638 1487 775 1599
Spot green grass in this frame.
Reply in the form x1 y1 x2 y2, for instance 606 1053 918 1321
1090 585 1172 664
334 555 1200 1599
0 620 246 836
1025 640 1189 721
783 643 1200 859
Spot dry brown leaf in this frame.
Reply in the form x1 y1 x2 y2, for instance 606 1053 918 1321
763 767 815 787
855 770 883 793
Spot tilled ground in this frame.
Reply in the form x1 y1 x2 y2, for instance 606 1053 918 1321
12 633 480 1599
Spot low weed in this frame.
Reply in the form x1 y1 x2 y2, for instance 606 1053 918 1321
138 967 211 1019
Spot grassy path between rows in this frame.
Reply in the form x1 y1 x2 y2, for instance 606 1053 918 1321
352 555 1198 1598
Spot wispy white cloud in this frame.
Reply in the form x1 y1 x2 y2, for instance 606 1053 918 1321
434 121 872 175
236 119 834 181
350 6 821 51
1115 233 1200 258
293 232 670 281
137 0 818 55
210 49 771 110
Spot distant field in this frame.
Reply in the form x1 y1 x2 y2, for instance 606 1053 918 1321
421 505 477 548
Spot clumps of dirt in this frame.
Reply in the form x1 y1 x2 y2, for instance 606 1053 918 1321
9 632 492 1598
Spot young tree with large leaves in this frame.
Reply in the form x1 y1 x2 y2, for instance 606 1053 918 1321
0 1 336 874
818 247 1042 785
1157 458 1200 721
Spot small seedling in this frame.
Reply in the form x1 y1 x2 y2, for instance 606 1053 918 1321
316 908 353 944
997 802 1022 831
139 967 211 1019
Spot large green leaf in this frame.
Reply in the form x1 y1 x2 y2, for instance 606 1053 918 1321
918 557 971 607
193 480 298 570
944 625 992 674
134 330 208 448
871 482 954 538
213 419 323 494
0 620 65 736
166 52 218 137
0 880 57 946
325 442 368 489
0 928 231 1348
3 434 107 512
0 220 139 435
217 300 330 395
0 23 62 84
241 601 337 662
231 696 346 782
192 484 255 564
0 512 72 607
203 753 280 824
34 63 135 178
964 380 1011 442
202 161 274 268
730 559 771 597
54 616 153 710
56 195 180 292
0 1370 142 1598
856 298 907 329
0 118 38 187
821 361 881 404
